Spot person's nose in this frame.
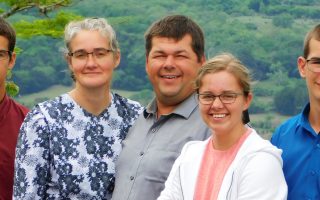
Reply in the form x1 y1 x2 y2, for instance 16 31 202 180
163 55 175 69
85 53 97 66
211 96 224 108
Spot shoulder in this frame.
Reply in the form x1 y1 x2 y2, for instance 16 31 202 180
37 94 76 113
271 114 301 144
112 93 143 114
237 132 285 184
20 103 50 136
238 148 286 191
276 114 301 132
179 138 210 161
236 150 287 198
7 97 29 116
25 95 66 122
241 130 282 159
113 93 141 106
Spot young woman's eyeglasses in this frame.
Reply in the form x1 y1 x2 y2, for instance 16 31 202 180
68 48 113 62
197 92 243 105
306 58 320 73
0 50 11 61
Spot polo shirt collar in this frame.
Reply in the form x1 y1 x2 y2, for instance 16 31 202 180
0 93 9 122
297 102 318 137
143 93 198 119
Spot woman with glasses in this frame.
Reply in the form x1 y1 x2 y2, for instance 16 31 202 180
158 53 287 200
13 18 142 199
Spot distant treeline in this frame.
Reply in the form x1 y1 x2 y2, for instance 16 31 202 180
5 0 317 115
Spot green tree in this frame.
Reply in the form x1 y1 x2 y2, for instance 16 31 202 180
0 0 72 18
0 0 77 96
248 0 261 12
274 80 308 115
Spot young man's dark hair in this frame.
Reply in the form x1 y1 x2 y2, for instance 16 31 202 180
0 17 16 57
303 24 320 58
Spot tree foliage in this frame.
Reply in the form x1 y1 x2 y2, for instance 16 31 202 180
0 0 72 18
273 80 308 115
272 14 294 28
0 0 317 116
0 0 78 96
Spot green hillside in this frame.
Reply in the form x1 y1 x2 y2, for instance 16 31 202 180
2 0 318 137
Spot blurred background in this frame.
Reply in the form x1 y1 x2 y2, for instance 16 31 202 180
1 0 319 138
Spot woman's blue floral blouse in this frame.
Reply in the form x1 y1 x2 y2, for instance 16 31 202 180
13 93 143 199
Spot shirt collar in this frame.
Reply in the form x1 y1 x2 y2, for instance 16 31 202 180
296 102 318 137
143 93 199 119
0 93 9 108
0 93 9 120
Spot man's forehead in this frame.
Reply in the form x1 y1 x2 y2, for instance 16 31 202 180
151 34 192 43
150 35 193 51
0 35 9 50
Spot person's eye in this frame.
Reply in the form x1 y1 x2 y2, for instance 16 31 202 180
222 93 236 100
0 52 6 58
74 51 87 59
202 95 212 100
152 54 166 59
176 54 188 59
311 59 320 64
95 50 108 57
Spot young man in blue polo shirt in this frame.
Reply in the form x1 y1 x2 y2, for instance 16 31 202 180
271 24 320 200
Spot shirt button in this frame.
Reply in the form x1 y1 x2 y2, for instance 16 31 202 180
151 128 156 133
130 176 134 180
139 152 144 156
310 171 316 176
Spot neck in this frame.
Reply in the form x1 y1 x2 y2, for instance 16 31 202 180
156 93 192 118
156 101 177 118
212 124 247 150
70 86 111 116
309 101 320 133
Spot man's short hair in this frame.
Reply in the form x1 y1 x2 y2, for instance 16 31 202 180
144 15 205 62
0 17 16 53
303 24 320 58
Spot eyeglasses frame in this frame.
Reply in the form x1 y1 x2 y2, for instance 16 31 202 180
0 50 12 61
197 92 244 105
68 48 114 61
306 57 320 73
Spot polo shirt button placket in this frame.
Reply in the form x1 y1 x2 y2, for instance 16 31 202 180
310 170 316 176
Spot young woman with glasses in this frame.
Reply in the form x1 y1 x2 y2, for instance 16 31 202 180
158 53 287 200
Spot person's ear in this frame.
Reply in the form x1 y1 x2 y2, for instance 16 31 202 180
113 50 121 69
8 52 16 70
145 53 150 73
243 92 253 111
297 56 307 78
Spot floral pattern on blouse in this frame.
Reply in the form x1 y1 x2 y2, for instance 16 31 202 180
14 93 143 200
